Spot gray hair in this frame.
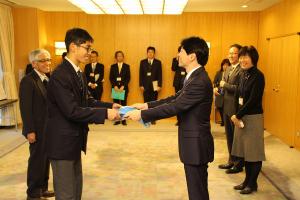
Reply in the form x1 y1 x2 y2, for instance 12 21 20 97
29 49 51 63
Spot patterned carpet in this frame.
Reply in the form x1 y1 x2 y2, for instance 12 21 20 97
0 120 290 200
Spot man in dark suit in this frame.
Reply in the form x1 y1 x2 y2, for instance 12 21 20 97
172 46 186 93
126 37 214 200
110 50 131 125
84 50 104 100
45 28 121 200
217 44 244 174
19 49 54 200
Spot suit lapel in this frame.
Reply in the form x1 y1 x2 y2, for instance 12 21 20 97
32 70 47 100
182 67 204 90
63 59 82 96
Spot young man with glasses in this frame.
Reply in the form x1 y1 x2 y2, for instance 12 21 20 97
45 28 121 200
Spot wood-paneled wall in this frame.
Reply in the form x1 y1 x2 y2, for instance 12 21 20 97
258 0 300 149
13 8 259 105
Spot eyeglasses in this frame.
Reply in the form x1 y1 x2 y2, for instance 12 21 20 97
35 58 51 63
78 45 94 53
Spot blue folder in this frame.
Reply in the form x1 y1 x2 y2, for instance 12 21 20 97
119 106 151 128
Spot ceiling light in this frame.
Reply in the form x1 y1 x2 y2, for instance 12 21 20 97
164 0 188 14
116 0 143 14
141 0 164 14
68 0 103 14
92 0 123 14
241 5 248 8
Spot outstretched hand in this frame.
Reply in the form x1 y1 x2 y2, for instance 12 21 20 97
124 110 141 121
131 103 148 110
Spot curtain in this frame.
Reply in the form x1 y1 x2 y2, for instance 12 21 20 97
0 4 19 126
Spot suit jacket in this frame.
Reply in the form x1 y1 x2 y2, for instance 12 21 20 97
141 67 214 165
46 59 113 160
171 57 186 88
213 70 224 108
222 64 242 116
139 58 162 91
84 62 104 87
19 70 48 139
109 63 130 93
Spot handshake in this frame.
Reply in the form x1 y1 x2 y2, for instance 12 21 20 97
107 103 149 122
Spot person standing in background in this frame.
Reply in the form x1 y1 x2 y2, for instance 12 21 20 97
217 44 244 174
213 58 231 126
20 49 55 200
84 50 104 100
231 46 266 194
110 51 131 126
139 46 162 124
171 46 186 126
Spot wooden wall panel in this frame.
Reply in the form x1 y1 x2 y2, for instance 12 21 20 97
13 9 259 106
258 0 300 148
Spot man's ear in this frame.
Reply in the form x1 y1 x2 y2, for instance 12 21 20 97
189 53 196 62
69 42 76 53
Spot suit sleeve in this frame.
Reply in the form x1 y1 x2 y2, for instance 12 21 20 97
157 61 162 87
123 65 130 86
139 61 143 87
171 58 178 71
142 80 209 122
96 64 104 85
48 74 108 124
19 77 35 137
109 65 116 87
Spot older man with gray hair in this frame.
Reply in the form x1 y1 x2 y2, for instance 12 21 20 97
19 49 54 200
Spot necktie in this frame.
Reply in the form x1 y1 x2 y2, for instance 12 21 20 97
43 79 48 88
77 71 83 91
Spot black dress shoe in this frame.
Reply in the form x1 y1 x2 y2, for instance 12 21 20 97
226 166 243 174
114 121 120 125
240 186 257 194
151 121 156 125
218 163 234 169
42 190 55 197
122 120 127 126
234 183 246 190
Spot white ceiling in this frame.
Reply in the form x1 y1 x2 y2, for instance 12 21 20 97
5 0 281 12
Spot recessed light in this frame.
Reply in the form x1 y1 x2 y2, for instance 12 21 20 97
241 5 248 8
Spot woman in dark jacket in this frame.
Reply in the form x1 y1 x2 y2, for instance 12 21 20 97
231 46 265 194
213 58 230 126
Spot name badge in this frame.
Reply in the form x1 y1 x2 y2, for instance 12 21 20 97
239 97 244 105
90 73 94 77
181 71 186 75
117 77 122 81
147 72 151 76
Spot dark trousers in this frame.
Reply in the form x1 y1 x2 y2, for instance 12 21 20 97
143 90 158 103
223 113 244 168
50 158 82 200
184 164 209 200
216 107 224 125
243 161 262 189
89 85 103 100
27 140 50 197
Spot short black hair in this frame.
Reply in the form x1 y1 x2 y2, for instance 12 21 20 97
65 28 94 52
180 36 209 66
177 46 181 53
239 45 259 66
230 43 242 51
220 58 230 71
62 52 67 59
115 50 124 58
91 50 98 56
147 46 156 53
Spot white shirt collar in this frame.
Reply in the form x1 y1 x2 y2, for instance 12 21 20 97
34 69 48 82
65 56 81 73
185 65 202 81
